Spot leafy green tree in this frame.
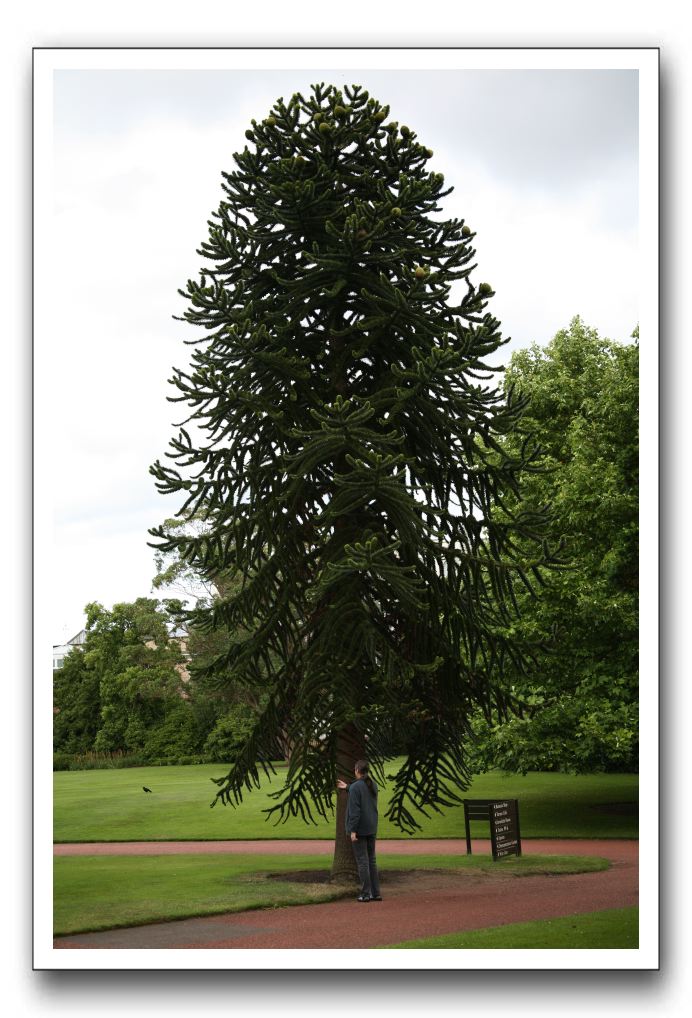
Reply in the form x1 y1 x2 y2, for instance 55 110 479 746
141 699 203 762
82 599 187 756
53 597 210 762
471 317 638 773
150 83 563 877
53 647 101 754
202 702 266 763
152 522 276 746
152 513 241 604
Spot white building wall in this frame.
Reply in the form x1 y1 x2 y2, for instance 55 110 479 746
53 629 86 670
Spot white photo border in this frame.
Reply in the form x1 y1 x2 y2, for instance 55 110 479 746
34 45 658 972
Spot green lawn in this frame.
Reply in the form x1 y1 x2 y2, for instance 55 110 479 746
53 763 638 842
53 852 609 937
380 907 638 949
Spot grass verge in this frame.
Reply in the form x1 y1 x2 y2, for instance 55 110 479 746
379 907 638 949
53 852 608 937
54 764 638 842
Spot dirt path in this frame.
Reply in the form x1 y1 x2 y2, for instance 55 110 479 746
53 839 637 950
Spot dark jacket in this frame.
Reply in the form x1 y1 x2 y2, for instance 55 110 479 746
345 777 378 836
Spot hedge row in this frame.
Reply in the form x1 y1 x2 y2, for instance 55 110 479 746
52 751 234 772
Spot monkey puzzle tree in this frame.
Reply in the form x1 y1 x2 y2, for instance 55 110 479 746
150 83 563 879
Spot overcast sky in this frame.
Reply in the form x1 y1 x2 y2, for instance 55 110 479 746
46 65 639 642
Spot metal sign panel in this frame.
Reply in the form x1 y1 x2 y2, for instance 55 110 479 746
489 799 522 860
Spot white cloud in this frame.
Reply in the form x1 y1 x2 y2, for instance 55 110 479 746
437 154 639 355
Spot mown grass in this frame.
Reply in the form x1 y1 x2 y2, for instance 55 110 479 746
53 852 608 937
53 763 638 842
380 907 638 949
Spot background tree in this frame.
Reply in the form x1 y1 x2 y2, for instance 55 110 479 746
53 598 200 762
152 513 240 603
150 83 564 879
86 599 187 754
152 519 279 754
53 591 264 764
53 647 101 755
471 318 638 773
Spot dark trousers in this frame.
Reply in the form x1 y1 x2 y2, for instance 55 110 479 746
352 834 381 898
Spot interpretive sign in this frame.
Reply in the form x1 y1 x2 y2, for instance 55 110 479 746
489 799 521 860
463 798 522 861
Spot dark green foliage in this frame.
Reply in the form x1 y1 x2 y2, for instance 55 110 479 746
150 83 564 832
52 751 148 771
141 700 202 762
89 600 185 755
151 516 274 738
53 648 101 754
52 753 74 771
202 703 262 763
471 318 638 773
51 591 268 767
53 599 189 759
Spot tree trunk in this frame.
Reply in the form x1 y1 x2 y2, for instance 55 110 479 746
330 722 366 882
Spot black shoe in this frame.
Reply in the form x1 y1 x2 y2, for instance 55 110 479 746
370 895 383 901
356 894 371 902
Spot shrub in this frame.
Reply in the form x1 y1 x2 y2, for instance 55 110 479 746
202 703 257 763
54 751 148 771
141 701 201 762
469 695 638 775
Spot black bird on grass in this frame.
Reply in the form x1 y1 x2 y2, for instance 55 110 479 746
142 786 153 793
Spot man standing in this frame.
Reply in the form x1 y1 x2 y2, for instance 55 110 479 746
337 759 382 902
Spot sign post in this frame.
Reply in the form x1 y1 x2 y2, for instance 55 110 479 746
463 798 522 860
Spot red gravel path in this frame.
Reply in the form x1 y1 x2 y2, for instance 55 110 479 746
53 838 635 860
53 839 637 950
